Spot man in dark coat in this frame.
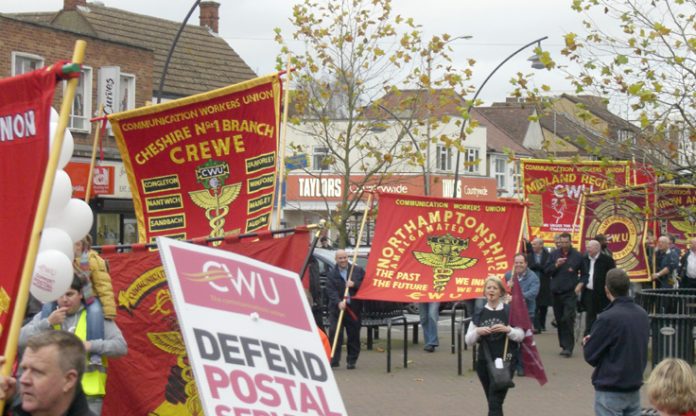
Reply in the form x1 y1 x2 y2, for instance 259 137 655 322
326 249 364 369
527 238 551 333
582 268 649 416
545 232 585 357
0 331 96 416
575 240 616 336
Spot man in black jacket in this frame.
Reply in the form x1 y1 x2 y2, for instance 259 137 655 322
326 249 364 369
545 232 585 357
0 330 96 416
582 268 649 416
575 240 616 336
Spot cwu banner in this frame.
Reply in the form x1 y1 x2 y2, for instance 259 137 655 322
578 186 651 282
355 193 526 303
101 230 309 416
0 67 57 350
110 74 282 243
657 185 696 248
522 159 631 246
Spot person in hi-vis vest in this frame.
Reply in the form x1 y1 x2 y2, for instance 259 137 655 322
19 275 127 415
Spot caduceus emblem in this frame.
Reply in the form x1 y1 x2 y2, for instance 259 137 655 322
188 160 241 246
413 234 478 292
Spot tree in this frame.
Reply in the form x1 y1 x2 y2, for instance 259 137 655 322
275 0 472 247
561 0 696 183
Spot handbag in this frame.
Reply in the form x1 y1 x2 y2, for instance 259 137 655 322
481 337 515 391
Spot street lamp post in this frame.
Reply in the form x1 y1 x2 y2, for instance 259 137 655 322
451 36 548 198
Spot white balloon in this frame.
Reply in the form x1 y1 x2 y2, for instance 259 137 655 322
30 249 73 303
49 122 74 170
46 198 93 243
50 107 59 124
38 227 74 259
47 170 72 218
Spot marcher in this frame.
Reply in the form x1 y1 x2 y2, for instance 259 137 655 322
504 254 539 376
20 276 127 415
545 232 585 357
0 331 96 416
678 237 696 289
651 236 680 288
326 249 364 370
41 235 117 365
645 357 696 416
527 238 550 333
576 240 616 336
582 268 649 416
465 277 524 416
419 301 440 352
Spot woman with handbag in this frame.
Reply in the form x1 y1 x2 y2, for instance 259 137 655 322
465 276 524 416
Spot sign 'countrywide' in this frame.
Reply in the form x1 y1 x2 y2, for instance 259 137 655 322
109 75 281 243
355 193 526 303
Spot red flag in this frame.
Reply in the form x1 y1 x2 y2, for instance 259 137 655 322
101 231 309 416
0 68 57 351
355 193 526 303
509 275 548 386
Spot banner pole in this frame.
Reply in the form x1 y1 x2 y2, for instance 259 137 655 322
275 57 292 230
85 104 105 202
331 193 374 359
0 40 87 410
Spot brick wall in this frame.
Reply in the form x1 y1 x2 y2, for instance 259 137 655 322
0 16 154 151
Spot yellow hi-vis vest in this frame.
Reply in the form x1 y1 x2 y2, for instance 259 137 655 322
54 310 107 396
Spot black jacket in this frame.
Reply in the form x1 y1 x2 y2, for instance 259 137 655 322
10 385 96 416
679 250 696 280
545 247 585 294
580 253 616 311
583 297 649 392
326 263 364 313
527 249 551 305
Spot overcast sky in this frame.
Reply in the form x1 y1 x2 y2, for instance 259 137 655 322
5 0 611 108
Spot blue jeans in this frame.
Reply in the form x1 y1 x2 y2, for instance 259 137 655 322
594 390 641 416
419 302 440 347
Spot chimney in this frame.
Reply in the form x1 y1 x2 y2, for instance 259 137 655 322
64 0 87 10
199 1 220 34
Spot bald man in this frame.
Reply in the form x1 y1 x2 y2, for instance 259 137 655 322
575 240 616 335
651 236 680 288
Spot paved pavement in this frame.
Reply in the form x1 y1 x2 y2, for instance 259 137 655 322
330 313 654 416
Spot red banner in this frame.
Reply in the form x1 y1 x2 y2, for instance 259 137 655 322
0 68 56 350
109 75 282 243
522 159 632 246
355 193 526 302
101 231 309 416
658 185 696 249
578 186 651 282
509 275 547 386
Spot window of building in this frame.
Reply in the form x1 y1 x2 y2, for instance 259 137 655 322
436 144 452 171
11 52 44 76
119 73 136 112
617 129 636 145
494 158 506 189
312 146 331 171
511 160 522 194
464 147 480 174
67 66 93 132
